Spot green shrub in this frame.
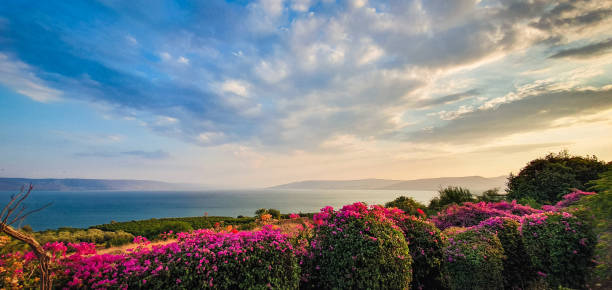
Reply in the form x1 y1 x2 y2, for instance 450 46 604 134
521 211 596 289
392 214 446 289
385 196 427 217
428 186 475 212
267 208 281 219
475 217 535 289
507 151 608 204
303 203 412 289
442 227 505 290
92 216 256 239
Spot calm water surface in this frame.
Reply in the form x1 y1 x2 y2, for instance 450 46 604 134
0 189 437 231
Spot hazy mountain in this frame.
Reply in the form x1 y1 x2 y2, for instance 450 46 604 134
0 178 205 191
270 176 507 192
269 179 404 190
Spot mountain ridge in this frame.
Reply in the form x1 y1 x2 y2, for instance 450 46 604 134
270 175 507 192
0 178 204 191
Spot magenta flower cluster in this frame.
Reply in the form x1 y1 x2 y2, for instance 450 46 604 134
430 200 542 230
541 190 596 211
31 225 300 289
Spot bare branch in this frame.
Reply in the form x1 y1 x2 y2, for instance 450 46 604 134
1 184 53 290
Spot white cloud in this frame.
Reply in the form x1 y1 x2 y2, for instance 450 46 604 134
125 34 138 46
198 131 225 145
255 59 289 83
159 52 172 61
357 42 384 65
0 53 62 102
291 0 312 12
177 56 190 64
220 79 249 97
428 105 475 120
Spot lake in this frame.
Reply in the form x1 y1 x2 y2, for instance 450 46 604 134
0 189 437 231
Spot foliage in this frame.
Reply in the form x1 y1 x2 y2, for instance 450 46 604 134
507 151 608 204
583 168 612 221
442 227 505 290
520 211 596 289
581 168 612 282
254 208 282 219
428 186 475 212
389 213 446 289
473 216 535 289
92 216 256 239
476 188 505 202
302 203 412 289
0 241 91 289
430 200 541 230
51 226 301 289
541 189 596 211
1 229 134 254
384 196 427 217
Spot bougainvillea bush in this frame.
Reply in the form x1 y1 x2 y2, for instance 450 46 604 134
541 189 596 211
431 201 542 230
58 226 300 289
474 216 535 289
442 227 505 290
384 210 446 290
302 203 412 289
520 211 596 289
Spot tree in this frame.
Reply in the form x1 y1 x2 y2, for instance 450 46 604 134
1 185 52 290
476 188 505 202
267 208 281 219
428 186 474 212
385 196 427 216
507 151 609 204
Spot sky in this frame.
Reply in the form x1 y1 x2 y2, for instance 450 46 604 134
0 0 611 188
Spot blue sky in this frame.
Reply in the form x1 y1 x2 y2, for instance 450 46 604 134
1 0 611 187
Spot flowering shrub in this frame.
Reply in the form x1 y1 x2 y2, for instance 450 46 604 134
541 189 597 211
302 203 412 289
431 201 541 230
521 211 596 289
473 216 535 289
384 196 427 217
57 226 300 289
442 227 505 290
390 213 446 289
0 241 92 289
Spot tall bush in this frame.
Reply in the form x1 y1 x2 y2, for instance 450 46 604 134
474 216 535 289
302 203 412 289
391 213 446 289
520 211 596 289
442 227 504 290
507 151 608 204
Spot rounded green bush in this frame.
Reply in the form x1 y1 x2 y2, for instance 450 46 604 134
520 211 596 289
442 227 504 290
475 217 535 289
303 203 412 289
392 214 446 289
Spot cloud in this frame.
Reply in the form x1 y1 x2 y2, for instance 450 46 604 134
550 38 612 58
414 89 479 109
470 142 573 154
75 150 170 160
0 53 62 102
0 0 611 153
410 86 612 144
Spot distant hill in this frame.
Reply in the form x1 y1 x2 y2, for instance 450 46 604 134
0 178 204 191
270 176 507 192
